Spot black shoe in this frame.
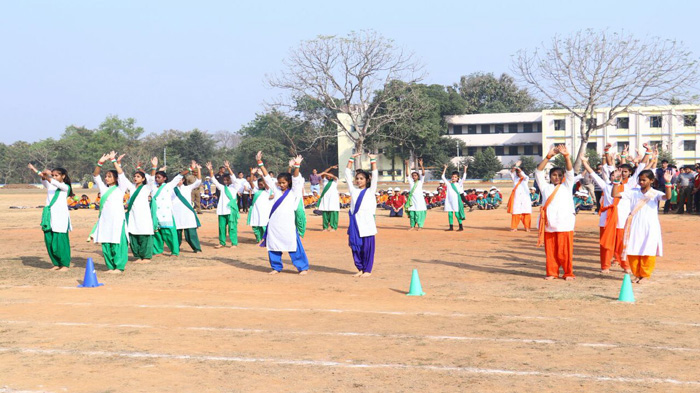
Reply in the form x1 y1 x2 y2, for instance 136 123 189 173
445 225 454 231
457 224 464 231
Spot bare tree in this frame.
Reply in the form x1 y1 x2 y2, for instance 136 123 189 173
514 29 699 169
268 30 425 165
213 130 241 150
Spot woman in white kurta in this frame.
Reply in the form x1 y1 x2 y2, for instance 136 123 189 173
114 156 155 262
92 152 130 273
248 176 273 242
534 144 576 280
317 165 340 231
256 151 309 274
507 162 532 231
172 162 202 253
29 164 73 270
613 168 672 283
345 153 379 277
406 159 427 230
441 164 467 231
208 161 239 248
150 160 186 256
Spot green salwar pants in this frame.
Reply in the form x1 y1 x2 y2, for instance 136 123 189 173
295 201 307 238
129 234 153 260
153 227 179 256
102 224 128 271
177 228 202 252
322 211 339 230
252 226 266 243
44 230 71 267
448 212 463 225
408 210 427 228
218 214 238 246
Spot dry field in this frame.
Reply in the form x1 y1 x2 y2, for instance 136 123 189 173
0 184 698 393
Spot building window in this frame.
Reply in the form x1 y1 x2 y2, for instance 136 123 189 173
524 145 534 155
649 116 662 128
395 170 403 176
523 123 533 133
467 147 476 156
453 125 463 135
684 115 697 127
481 124 490 134
617 143 629 153
554 119 566 131
495 124 504 134
587 142 597 152
377 148 386 154
508 146 518 155
683 140 696 151
508 123 518 133
533 122 541 132
586 118 597 128
494 146 504 155
467 125 477 134
616 117 629 129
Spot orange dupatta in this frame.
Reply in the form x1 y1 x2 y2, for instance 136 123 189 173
598 184 622 250
507 177 525 214
537 184 562 247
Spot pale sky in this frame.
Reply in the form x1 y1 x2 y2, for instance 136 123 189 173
1 0 699 143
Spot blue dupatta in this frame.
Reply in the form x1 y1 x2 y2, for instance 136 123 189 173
347 188 368 252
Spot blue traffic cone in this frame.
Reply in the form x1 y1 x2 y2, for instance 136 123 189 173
77 258 104 288
618 273 635 303
406 269 425 296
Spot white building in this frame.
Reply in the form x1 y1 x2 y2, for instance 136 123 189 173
444 112 543 166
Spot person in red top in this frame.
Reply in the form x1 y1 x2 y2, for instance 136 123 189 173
388 187 406 217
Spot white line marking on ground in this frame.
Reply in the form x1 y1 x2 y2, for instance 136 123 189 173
1 319 697 353
3 299 699 327
0 346 697 386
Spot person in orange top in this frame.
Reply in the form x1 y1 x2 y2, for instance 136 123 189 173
77 194 91 209
507 160 532 231
67 195 79 210
534 144 577 281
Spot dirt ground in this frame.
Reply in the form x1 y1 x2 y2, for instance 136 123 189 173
0 184 698 393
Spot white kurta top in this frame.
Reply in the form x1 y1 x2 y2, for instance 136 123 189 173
248 189 273 227
406 175 427 212
43 179 72 233
173 179 202 229
621 188 666 256
264 174 304 252
93 175 128 244
509 172 532 215
317 179 340 212
534 169 576 232
604 163 645 229
345 168 379 238
211 177 237 215
150 175 183 228
120 173 155 235
589 172 625 229
441 173 466 212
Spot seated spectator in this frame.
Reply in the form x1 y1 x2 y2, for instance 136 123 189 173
77 194 91 209
67 195 79 210
487 190 502 209
529 187 540 207
464 189 477 212
573 190 594 213
94 192 101 210
387 188 405 217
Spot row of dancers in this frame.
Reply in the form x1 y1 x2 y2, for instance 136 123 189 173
30 143 670 283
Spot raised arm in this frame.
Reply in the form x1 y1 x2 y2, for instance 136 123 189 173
93 153 110 177
255 151 269 178
581 157 607 190
441 163 448 183
611 170 624 198
369 154 379 192
206 162 223 190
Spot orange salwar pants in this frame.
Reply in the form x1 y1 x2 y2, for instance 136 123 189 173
544 231 574 278
627 255 657 278
510 214 531 230
599 227 629 270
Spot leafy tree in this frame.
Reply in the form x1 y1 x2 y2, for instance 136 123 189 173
455 72 537 114
657 144 676 167
585 148 602 168
469 147 503 181
517 155 537 175
232 137 288 174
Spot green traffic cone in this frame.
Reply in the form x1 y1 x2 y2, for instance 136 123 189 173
618 273 635 303
406 269 425 296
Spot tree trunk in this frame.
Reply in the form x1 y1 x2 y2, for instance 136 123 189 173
391 150 396 181
573 121 589 172
354 138 364 170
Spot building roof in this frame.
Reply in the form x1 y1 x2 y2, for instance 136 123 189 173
445 112 542 125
